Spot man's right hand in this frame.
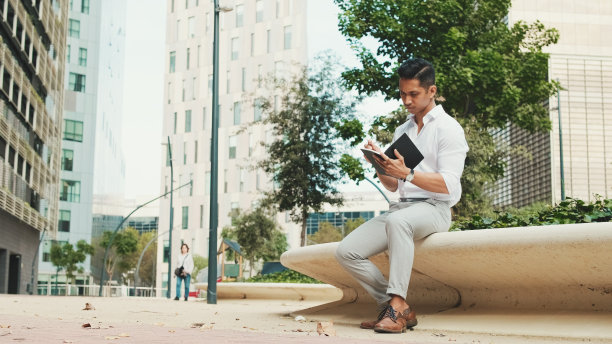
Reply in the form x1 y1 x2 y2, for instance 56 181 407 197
363 139 384 164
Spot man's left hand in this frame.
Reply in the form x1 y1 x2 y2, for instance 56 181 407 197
378 149 410 180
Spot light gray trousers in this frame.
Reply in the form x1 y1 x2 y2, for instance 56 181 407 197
335 199 451 305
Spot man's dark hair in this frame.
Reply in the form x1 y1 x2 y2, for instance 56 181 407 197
398 58 435 88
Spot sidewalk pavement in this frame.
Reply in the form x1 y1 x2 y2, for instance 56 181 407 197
0 295 604 343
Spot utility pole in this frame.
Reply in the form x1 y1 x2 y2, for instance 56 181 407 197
166 136 174 298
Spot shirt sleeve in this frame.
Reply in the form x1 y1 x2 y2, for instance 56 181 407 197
436 123 469 202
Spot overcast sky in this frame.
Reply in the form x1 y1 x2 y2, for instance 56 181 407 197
121 0 398 199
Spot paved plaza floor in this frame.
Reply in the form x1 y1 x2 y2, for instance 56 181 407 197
0 295 606 343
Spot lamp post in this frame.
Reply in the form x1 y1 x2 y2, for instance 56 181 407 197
557 86 565 201
208 0 232 305
166 136 174 298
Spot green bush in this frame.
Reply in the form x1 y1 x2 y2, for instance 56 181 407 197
245 269 322 284
452 197 612 231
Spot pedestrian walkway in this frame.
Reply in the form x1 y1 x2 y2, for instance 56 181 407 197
0 295 604 343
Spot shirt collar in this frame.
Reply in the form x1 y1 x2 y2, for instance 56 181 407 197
407 104 443 126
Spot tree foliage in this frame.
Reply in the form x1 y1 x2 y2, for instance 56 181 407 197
96 228 139 285
133 230 157 287
222 207 288 274
49 240 94 286
308 222 343 244
191 254 208 283
257 53 361 245
334 0 560 216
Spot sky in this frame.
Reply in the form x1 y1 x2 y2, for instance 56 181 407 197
121 0 399 199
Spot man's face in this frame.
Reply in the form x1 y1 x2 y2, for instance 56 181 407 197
399 78 436 116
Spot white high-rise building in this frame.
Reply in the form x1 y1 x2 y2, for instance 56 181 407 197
37 0 127 294
157 0 307 295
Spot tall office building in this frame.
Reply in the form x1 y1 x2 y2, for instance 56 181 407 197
36 0 126 293
491 0 612 208
0 0 67 294
157 0 307 294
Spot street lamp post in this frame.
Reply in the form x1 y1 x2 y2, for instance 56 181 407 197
208 0 232 305
166 136 174 298
557 86 566 201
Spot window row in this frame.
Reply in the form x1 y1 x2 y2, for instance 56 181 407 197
66 44 88 67
168 26 292 73
0 0 42 70
69 0 90 14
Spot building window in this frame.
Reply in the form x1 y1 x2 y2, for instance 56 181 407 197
185 109 192 132
276 0 280 18
173 112 177 134
189 173 193 196
250 33 254 56
69 19 80 38
78 48 87 66
81 0 89 14
254 97 263 122
186 48 191 70
235 4 244 27
248 133 254 156
205 12 210 33
208 74 213 95
58 210 70 232
233 101 241 125
169 51 176 73
61 149 74 171
163 240 169 263
60 180 81 202
256 0 263 22
199 205 204 228
63 119 83 142
229 136 237 159
69 73 86 92
188 16 195 38
167 82 172 104
241 67 246 92
284 25 292 49
183 142 187 164
66 44 70 63
226 70 230 94
182 79 186 101
182 206 189 229
266 29 271 53
231 37 239 60
224 169 228 193
194 140 198 163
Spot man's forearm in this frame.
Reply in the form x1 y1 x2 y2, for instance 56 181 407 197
411 171 449 194
377 173 399 192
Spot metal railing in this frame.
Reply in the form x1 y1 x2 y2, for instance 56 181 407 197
36 283 168 298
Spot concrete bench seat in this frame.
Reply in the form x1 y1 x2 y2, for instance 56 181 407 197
280 222 612 338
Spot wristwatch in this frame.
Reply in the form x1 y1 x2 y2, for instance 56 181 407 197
402 169 415 183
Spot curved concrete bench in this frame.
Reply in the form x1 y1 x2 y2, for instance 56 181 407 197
193 282 342 301
280 222 612 318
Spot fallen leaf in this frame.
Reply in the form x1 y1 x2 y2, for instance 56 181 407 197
0 330 12 336
63 340 74 343
104 336 120 340
235 318 240 321
316 321 336 336
82 323 91 328
118 333 130 337
154 322 164 327
294 315 306 322
190 323 206 328
0 325 10 328
83 303 95 310
199 325 213 331
168 330 176 333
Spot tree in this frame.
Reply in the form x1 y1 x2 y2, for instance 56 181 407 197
133 230 158 288
191 254 208 283
96 228 139 286
343 217 366 237
257 53 361 245
308 222 342 244
333 0 560 216
223 207 288 275
49 240 94 295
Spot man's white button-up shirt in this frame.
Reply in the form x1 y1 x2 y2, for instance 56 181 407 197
393 104 469 206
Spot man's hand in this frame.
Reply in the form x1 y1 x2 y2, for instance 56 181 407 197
363 139 383 164
378 149 410 180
